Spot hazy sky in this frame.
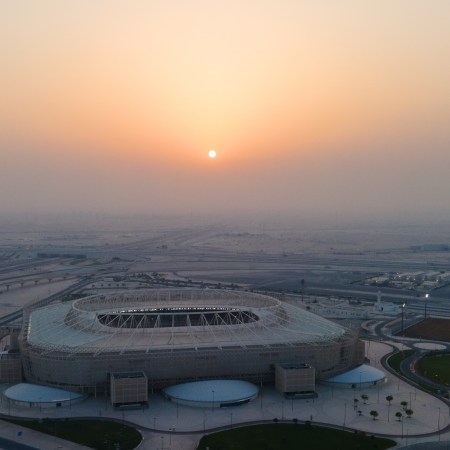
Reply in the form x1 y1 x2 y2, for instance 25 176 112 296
1 1 450 220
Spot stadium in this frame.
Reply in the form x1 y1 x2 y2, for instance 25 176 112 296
19 289 365 395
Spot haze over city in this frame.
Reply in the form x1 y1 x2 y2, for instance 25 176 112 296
3 4 450 449
1 0 450 222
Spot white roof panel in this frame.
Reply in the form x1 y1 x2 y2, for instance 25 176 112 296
164 379 259 403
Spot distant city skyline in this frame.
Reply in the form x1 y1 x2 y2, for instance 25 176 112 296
1 1 449 220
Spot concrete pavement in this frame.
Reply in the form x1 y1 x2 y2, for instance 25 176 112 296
0 340 449 449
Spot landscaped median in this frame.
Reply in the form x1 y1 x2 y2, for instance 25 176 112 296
197 423 396 450
386 348 450 397
3 418 142 450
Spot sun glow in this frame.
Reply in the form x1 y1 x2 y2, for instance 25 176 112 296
208 150 217 159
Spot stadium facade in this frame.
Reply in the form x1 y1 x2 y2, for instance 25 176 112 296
19 289 364 394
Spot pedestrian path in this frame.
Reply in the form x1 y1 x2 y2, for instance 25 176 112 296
0 419 92 450
0 340 449 449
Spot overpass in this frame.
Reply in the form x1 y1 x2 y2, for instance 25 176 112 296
0 278 92 327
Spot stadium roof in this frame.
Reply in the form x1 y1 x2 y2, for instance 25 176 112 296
24 289 349 356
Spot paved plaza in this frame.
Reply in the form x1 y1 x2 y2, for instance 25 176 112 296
1 340 449 449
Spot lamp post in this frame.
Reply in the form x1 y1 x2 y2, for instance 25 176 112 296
212 390 215 412
343 403 347 429
153 417 157 430
438 407 441 441
401 303 406 335
281 400 284 422
401 415 404 439
425 294 429 320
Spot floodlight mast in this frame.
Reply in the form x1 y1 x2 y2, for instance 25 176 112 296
424 294 429 320
401 303 406 335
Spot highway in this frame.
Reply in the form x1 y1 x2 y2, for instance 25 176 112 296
0 278 92 326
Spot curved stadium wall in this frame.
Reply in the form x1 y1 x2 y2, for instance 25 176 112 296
19 289 364 394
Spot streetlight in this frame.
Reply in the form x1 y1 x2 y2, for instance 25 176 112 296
343 403 347 429
153 417 157 430
281 400 284 422
438 407 441 441
212 390 215 412
161 436 164 450
230 412 233 429
401 303 406 335
425 294 429 320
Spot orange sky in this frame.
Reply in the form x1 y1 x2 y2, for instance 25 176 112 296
1 1 450 217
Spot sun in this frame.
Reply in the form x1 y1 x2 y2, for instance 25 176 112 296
208 150 217 159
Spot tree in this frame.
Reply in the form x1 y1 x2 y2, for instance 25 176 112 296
405 409 414 418
353 398 359 410
361 394 369 404
400 400 408 410
370 410 379 420
386 395 393 405
395 412 403 421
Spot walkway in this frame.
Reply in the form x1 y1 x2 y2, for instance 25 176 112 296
1 340 450 449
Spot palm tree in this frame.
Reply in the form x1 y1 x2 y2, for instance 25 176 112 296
370 410 379 420
401 400 408 410
386 395 393 405
361 394 369 404
405 409 414 418
395 412 403 421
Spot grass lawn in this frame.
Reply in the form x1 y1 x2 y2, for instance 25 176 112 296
197 423 396 450
5 418 142 450
387 349 414 374
417 353 450 386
